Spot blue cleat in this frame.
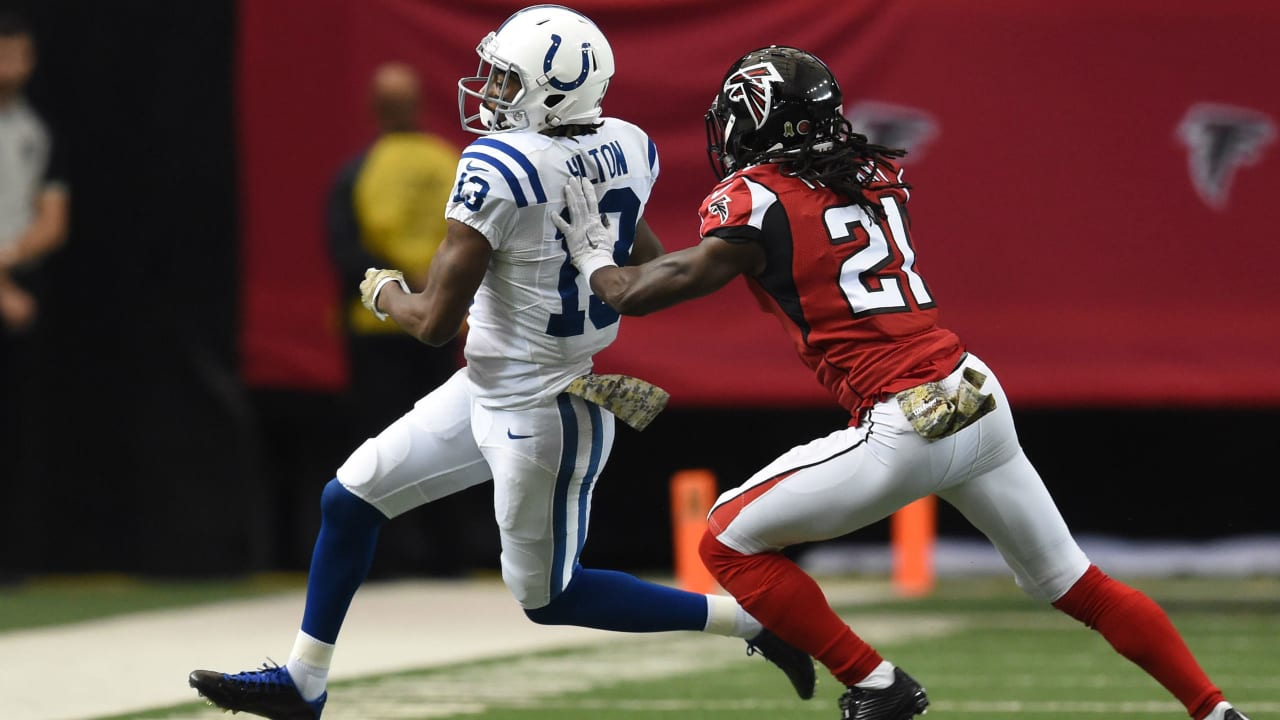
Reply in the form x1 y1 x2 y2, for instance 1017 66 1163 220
189 662 325 719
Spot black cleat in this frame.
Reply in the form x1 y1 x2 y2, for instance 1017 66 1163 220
839 667 929 720
188 662 326 719
746 628 817 700
1224 711 1251 720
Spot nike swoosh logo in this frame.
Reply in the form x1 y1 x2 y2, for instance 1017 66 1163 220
465 160 487 173
506 429 533 440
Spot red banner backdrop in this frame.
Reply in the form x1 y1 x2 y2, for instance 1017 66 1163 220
237 0 1280 407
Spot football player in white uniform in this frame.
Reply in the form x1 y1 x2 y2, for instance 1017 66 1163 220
188 6 814 719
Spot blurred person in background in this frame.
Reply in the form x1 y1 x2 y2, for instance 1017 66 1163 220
0 10 67 508
188 7 815 719
326 60 475 577
554 45 1252 720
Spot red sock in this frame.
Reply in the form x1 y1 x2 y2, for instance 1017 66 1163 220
700 530 882 686
1052 565 1223 719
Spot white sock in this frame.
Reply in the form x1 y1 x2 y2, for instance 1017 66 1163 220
286 631 334 702
1204 702 1246 720
854 660 897 690
703 594 763 638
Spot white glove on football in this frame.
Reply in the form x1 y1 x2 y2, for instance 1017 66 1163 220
359 268 409 321
551 175 617 280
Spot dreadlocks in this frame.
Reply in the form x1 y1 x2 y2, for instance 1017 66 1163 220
779 116 910 219
543 121 603 139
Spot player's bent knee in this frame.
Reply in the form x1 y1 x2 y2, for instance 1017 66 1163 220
520 571 587 625
335 438 380 491
522 588 576 625
699 528 740 580
500 563 550 609
523 604 559 625
320 477 388 528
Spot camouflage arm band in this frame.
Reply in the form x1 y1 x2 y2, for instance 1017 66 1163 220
564 374 671 431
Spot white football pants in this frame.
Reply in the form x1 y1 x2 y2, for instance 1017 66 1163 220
708 353 1091 602
335 367 616 609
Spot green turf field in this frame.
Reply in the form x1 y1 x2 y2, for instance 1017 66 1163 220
0 573 308 632
23 575 1270 720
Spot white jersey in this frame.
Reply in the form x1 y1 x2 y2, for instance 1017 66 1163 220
446 118 659 410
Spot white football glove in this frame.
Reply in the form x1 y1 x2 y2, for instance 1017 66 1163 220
551 175 617 280
359 268 409 321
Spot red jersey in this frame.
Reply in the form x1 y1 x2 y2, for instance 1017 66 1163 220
697 160 964 423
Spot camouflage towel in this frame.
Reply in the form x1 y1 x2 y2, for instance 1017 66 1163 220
565 374 670 431
895 367 997 440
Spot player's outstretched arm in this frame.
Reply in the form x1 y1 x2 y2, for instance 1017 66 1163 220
628 217 665 265
589 236 761 316
555 177 763 316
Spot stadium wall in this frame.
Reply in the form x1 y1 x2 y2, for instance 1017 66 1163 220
3 0 1275 577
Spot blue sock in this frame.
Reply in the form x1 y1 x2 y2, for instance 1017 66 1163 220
299 479 387 643
524 566 707 632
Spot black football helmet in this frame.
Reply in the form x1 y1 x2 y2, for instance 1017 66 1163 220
705 46 844 179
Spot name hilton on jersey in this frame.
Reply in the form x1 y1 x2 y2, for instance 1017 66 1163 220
566 140 629 181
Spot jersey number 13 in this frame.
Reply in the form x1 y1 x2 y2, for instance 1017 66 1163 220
546 186 639 337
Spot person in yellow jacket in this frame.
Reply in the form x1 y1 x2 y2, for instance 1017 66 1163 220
326 62 484 577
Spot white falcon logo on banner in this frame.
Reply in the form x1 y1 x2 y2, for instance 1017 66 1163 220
845 101 940 161
1177 102 1276 211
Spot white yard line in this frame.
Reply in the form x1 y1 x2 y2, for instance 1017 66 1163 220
307 611 960 720
2 579 600 720
0 577 907 720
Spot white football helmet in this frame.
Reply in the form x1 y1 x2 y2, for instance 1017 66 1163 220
458 4 614 135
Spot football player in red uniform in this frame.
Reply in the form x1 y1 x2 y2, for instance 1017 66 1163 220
554 45 1250 720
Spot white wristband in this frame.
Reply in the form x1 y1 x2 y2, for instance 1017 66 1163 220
371 276 410 321
577 252 618 282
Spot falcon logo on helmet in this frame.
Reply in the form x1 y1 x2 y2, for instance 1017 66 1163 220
704 47 844 180
724 62 784 130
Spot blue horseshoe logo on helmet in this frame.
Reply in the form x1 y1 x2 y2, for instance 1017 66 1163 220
544 34 591 91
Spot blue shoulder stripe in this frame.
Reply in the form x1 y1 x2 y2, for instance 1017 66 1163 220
472 137 548 206
461 151 528 207
648 138 658 171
